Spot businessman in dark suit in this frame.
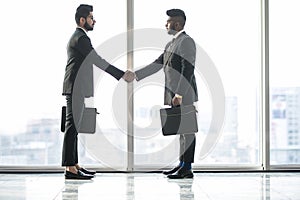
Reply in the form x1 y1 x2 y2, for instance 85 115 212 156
135 9 198 179
62 4 134 179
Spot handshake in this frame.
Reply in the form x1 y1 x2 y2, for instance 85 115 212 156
121 69 182 106
122 70 136 82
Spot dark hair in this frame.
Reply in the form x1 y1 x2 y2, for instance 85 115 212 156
166 9 186 27
75 4 93 25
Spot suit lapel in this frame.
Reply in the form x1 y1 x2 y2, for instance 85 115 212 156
164 40 174 66
163 32 185 66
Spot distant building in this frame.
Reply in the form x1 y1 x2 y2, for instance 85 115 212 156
271 87 300 163
0 119 61 165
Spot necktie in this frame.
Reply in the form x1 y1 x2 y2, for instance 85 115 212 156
168 38 175 50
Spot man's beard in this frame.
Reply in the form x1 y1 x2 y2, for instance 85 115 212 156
167 24 177 35
167 29 177 35
84 22 94 31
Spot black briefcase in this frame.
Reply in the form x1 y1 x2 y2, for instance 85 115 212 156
160 105 198 136
61 106 99 134
79 107 99 134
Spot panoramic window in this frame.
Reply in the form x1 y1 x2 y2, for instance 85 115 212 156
269 0 300 165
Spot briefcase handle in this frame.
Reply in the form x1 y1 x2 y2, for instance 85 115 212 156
61 106 66 132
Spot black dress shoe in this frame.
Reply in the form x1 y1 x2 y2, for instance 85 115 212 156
167 166 193 179
162 165 181 175
65 170 94 180
79 168 96 175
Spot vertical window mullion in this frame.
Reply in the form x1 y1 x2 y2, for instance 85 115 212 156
261 0 270 170
127 0 134 172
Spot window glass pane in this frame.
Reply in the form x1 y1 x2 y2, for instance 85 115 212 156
134 0 261 168
269 0 300 165
0 1 126 168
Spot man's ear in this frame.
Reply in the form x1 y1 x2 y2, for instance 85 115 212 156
175 22 181 31
80 17 86 25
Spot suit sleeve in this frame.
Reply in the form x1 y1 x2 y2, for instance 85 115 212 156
135 53 164 81
78 36 125 80
175 37 196 96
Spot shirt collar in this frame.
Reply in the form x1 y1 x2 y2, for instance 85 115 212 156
173 29 184 39
77 26 88 34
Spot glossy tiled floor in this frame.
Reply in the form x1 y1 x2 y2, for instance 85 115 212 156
0 172 299 199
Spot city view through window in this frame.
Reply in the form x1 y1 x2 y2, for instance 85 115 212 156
1 87 299 166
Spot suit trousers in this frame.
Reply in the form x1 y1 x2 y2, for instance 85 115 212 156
61 93 85 166
179 133 196 163
174 104 196 163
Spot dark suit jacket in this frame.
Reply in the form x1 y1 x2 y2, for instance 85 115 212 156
135 32 198 105
62 28 124 97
